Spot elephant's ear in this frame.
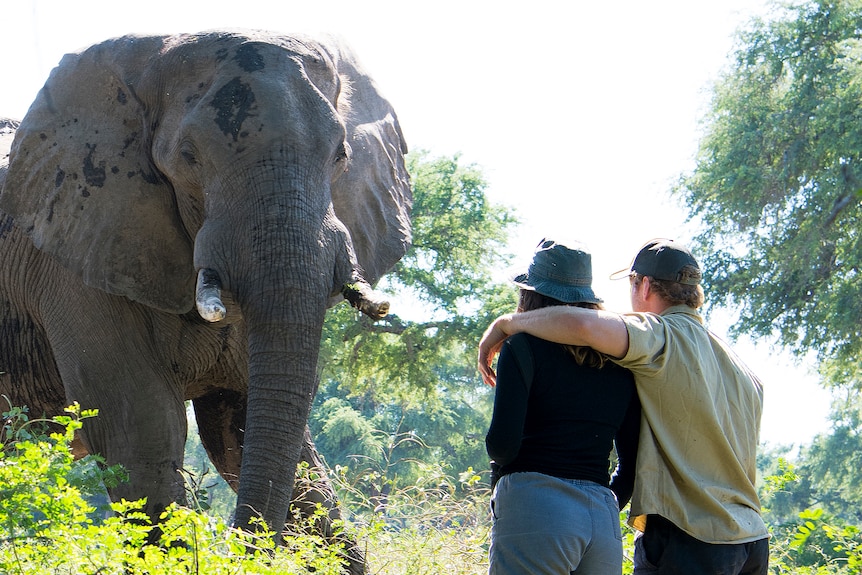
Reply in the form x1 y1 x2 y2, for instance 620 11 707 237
321 37 412 286
0 37 195 313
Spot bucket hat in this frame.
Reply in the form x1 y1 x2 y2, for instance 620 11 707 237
511 239 603 304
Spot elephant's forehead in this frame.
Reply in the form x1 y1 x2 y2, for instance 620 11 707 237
155 35 336 108
207 77 259 143
210 40 301 73
160 31 326 72
152 38 337 139
230 44 265 73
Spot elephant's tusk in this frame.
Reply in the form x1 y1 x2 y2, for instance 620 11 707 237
342 281 390 320
196 268 227 322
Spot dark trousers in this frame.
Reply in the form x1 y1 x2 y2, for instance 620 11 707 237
633 515 769 575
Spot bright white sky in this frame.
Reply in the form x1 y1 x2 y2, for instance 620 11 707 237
0 0 834 448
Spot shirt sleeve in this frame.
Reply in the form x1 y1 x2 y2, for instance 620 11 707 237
609 388 641 509
485 336 531 466
618 312 671 376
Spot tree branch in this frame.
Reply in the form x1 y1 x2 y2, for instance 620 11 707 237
346 314 454 338
824 193 856 228
827 163 862 228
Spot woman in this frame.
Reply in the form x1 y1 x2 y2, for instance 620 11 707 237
486 239 640 574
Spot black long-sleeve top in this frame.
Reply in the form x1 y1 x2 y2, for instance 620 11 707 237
485 332 641 508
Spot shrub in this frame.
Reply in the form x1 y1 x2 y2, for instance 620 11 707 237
0 400 349 575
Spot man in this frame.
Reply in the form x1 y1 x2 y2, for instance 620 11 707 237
478 239 769 574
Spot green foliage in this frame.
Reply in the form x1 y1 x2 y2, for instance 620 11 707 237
13 400 862 574
1 402 499 574
181 404 236 521
756 395 862 529
320 150 518 395
1 401 105 547
769 507 862 574
334 459 492 574
756 443 862 573
759 453 809 524
394 150 517 313
0 402 357 574
314 151 518 490
310 384 494 491
676 0 862 388
795 418 862 524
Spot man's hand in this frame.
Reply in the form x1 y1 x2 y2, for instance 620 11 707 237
478 314 514 387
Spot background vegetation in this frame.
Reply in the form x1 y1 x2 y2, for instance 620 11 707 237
2 0 862 572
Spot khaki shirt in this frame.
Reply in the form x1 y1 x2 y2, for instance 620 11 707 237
614 305 768 544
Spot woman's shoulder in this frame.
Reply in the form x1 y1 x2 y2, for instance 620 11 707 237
603 360 637 384
508 332 554 348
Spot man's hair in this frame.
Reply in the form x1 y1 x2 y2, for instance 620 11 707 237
633 265 705 309
517 290 609 368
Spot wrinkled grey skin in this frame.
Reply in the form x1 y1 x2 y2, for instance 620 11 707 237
0 30 410 565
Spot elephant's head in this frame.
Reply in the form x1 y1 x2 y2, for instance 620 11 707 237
0 31 410 535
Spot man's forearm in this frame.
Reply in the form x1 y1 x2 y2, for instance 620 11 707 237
504 307 629 358
478 305 630 387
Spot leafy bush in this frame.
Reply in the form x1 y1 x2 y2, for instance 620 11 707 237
760 457 862 574
0 401 351 575
333 460 491 574
17 399 862 574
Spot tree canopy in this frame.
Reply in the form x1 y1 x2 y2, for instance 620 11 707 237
311 151 519 487
676 0 861 388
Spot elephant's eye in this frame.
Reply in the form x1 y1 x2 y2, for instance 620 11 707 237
179 140 201 167
334 142 350 165
181 149 199 166
331 142 350 183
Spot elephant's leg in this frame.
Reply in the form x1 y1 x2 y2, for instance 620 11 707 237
0 226 74 434
0 296 68 420
291 426 366 575
40 296 188 526
192 388 246 492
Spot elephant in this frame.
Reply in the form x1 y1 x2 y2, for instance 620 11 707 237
0 29 411 568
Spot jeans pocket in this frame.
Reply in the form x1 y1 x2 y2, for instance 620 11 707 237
604 492 623 541
490 480 502 522
633 534 660 571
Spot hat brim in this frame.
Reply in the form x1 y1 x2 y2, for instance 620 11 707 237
511 272 604 304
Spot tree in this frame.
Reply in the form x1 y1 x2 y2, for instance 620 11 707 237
790 392 862 523
311 151 519 488
675 0 862 388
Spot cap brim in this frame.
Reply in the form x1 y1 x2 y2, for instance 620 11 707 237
608 267 632 280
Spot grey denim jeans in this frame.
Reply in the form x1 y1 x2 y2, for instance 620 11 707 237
489 472 622 575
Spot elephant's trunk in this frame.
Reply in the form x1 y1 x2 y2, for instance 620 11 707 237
233 273 328 540
197 163 388 549
201 172 332 540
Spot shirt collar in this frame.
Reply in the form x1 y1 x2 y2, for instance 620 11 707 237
658 304 704 324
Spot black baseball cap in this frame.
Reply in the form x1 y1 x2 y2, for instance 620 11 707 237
609 239 701 285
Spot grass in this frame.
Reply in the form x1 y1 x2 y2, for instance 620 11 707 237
3 402 861 574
